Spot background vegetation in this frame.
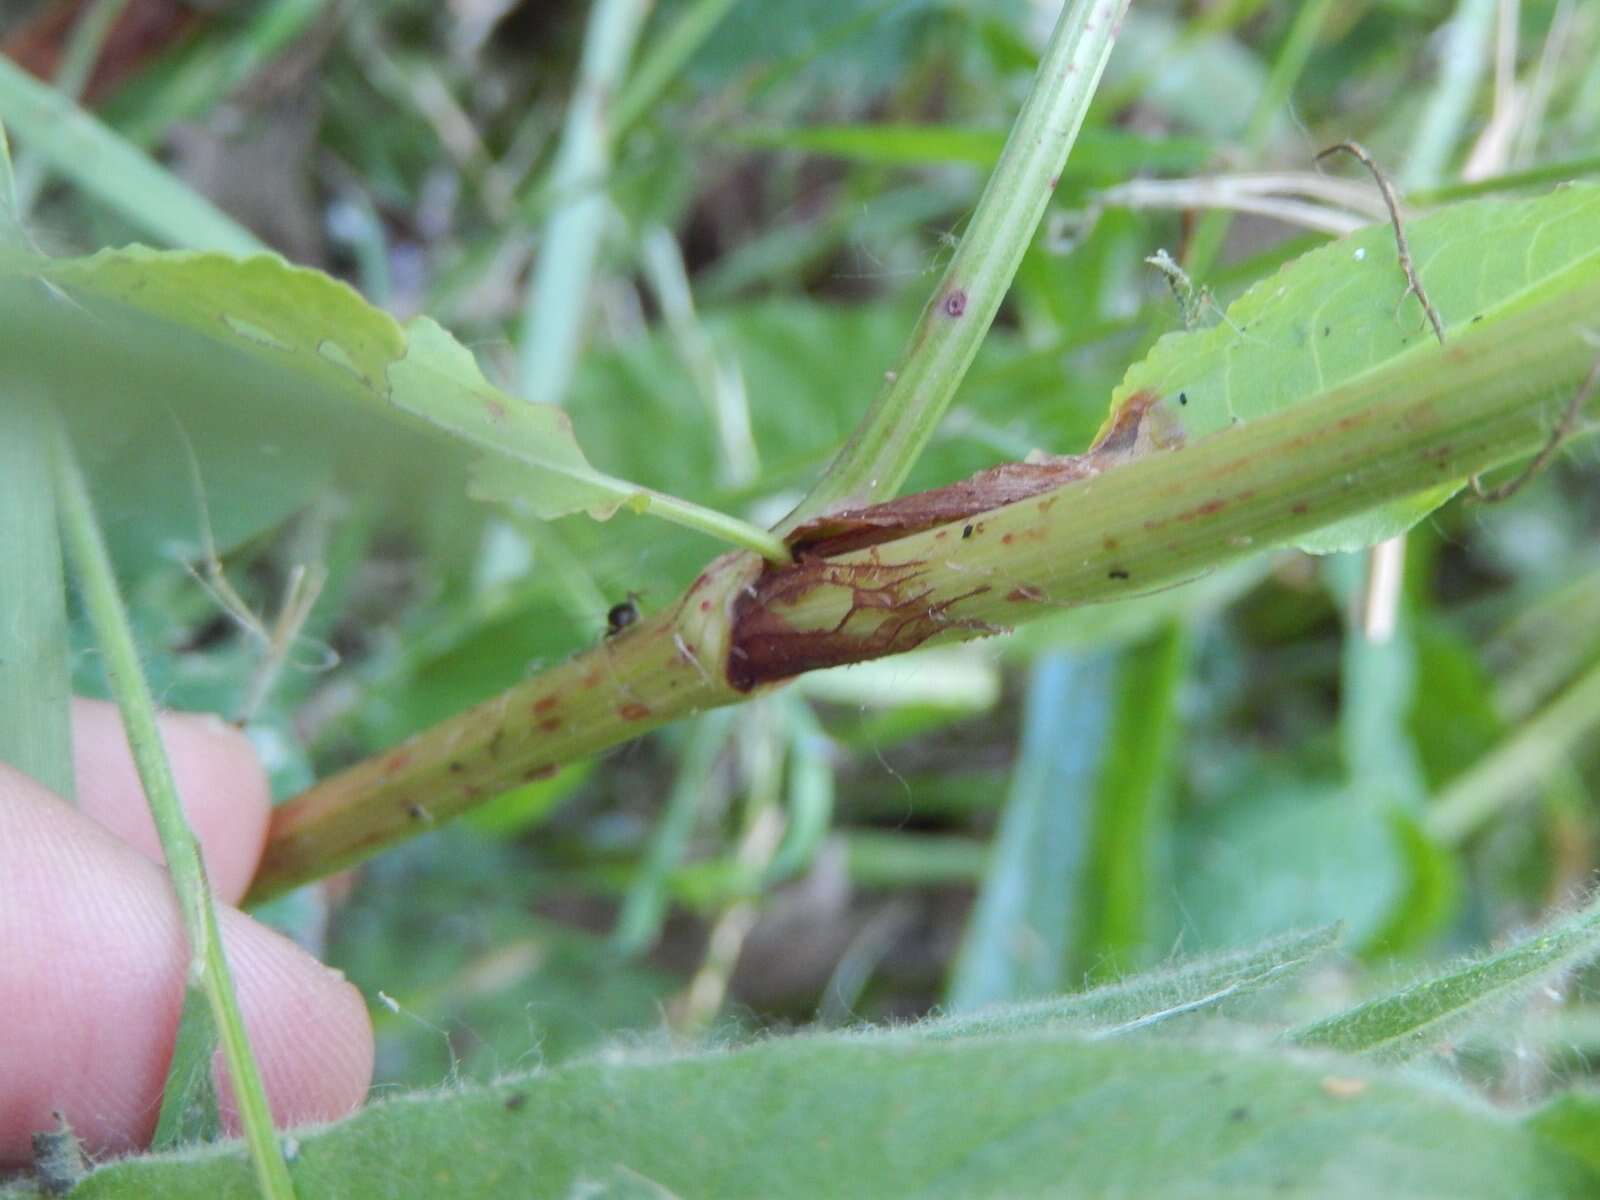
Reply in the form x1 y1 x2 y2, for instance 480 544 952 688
4 0 1600 1193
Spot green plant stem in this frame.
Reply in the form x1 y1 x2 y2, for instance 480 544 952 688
248 551 754 901
518 0 656 403
636 485 789 562
248 264 1600 902
0 391 73 797
53 430 295 1199
777 0 1131 530
1426 656 1600 845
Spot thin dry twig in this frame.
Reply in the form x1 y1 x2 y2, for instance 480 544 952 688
1470 357 1600 503
1316 140 1446 346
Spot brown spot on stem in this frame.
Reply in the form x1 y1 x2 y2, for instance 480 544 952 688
727 558 994 690
762 384 1189 610
523 764 558 782
1008 585 1047 603
539 717 562 733
619 702 652 720
533 695 559 715
943 289 968 317
1291 502 1311 516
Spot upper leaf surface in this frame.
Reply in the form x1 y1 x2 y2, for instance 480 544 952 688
67 1029 1597 1199
1110 183 1600 551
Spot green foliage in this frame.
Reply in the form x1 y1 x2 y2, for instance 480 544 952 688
0 247 778 565
927 923 1339 1040
56 920 1600 1199
1113 184 1600 552
6 0 1600 1194
1291 893 1600 1061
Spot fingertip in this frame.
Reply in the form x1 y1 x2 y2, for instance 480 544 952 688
218 907 376 1131
72 699 271 903
0 779 373 1163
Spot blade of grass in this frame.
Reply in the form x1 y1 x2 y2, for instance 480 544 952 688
923 924 1341 1040
611 710 734 957
1326 552 1428 809
1182 0 1337 278
0 390 73 797
1426 655 1600 845
0 54 264 253
110 0 328 147
1073 623 1188 982
1410 154 1600 205
946 651 1114 1012
10 0 130 215
1290 891 1600 1060
0 114 68 788
1402 0 1497 189
53 427 294 1198
764 699 836 885
517 0 655 403
639 224 760 485
612 0 740 135
778 0 1132 529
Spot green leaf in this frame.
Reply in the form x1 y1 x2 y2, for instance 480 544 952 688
389 317 649 521
1530 1092 1600 1178
1176 782 1408 950
1 247 416 572
1291 892 1600 1060
0 247 778 570
150 989 222 1149
923 924 1339 1041
65 1026 1600 1198
1111 184 1600 553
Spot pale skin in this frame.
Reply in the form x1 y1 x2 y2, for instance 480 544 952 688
0 699 374 1166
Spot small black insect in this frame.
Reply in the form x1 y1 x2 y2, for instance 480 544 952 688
962 524 974 539
606 596 640 637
